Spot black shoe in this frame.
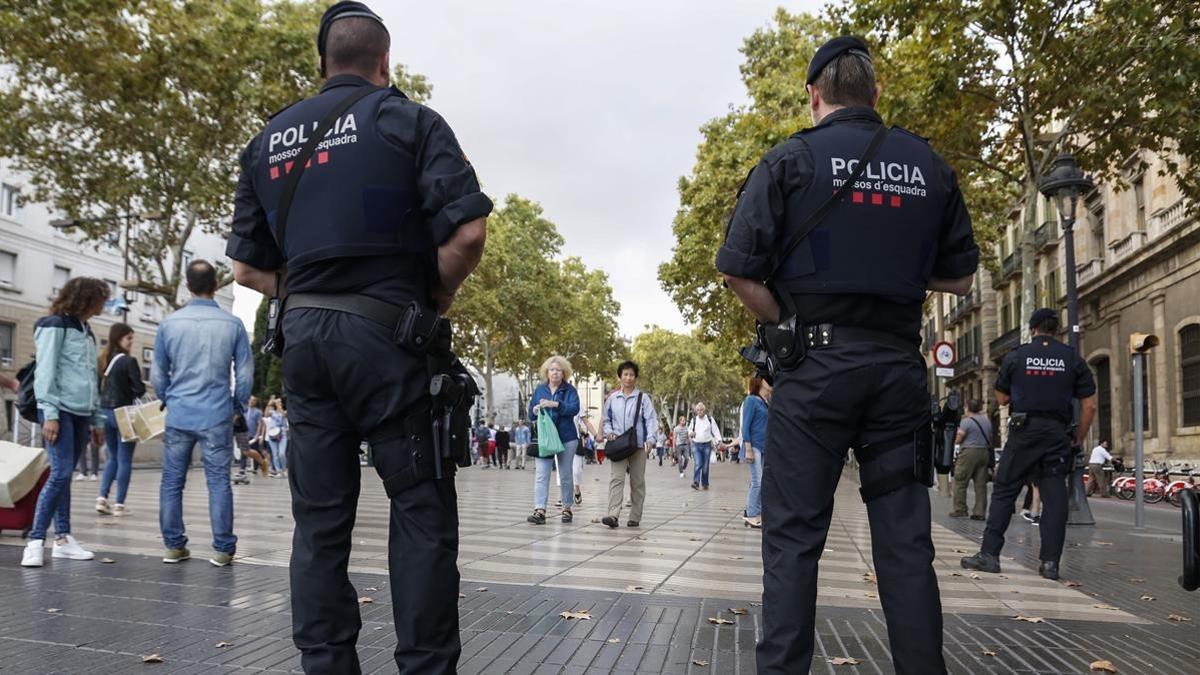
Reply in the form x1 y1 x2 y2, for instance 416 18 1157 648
601 516 619 528
691 482 699 491
970 514 986 521
960 551 1001 573
948 510 968 518
627 520 639 528
526 510 546 525
1039 560 1059 580
1031 515 1041 526
702 485 709 491
561 510 573 523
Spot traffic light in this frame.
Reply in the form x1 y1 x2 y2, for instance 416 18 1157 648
1128 332 1159 354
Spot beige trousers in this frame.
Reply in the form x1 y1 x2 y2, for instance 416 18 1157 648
608 448 647 522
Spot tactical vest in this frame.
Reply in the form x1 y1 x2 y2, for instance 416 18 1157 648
1008 337 1078 423
773 123 947 302
252 85 431 274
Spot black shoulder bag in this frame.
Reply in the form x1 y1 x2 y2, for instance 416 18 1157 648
604 393 645 462
262 85 383 356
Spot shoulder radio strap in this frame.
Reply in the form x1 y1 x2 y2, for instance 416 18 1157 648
272 85 382 257
765 123 893 282
968 416 991 447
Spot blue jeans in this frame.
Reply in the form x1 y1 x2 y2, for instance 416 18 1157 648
692 441 712 487
746 448 764 517
99 408 137 504
269 436 288 473
29 410 90 541
160 422 237 553
534 440 576 510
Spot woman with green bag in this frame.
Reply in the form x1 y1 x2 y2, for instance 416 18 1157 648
526 355 580 525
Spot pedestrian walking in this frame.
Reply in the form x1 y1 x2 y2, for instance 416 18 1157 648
95 323 146 517
526 355 580 525
237 396 268 479
950 399 993 520
265 399 289 478
741 375 771 529
655 430 667 466
495 425 511 469
153 260 253 568
717 36 980 673
513 419 530 470
475 420 492 468
962 309 1098 581
73 437 101 481
225 3 491 669
601 361 658 528
21 277 110 568
673 416 690 478
1087 440 1112 497
688 402 721 491
572 415 595 504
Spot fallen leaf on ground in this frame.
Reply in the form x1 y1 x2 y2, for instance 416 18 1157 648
969 573 982 580
729 607 748 615
458 593 466 598
861 572 877 585
1004 556 1016 561
98 521 118 526
373 626 383 631
728 555 743 560
1140 595 1155 601
559 610 592 620
707 617 734 625
950 572 963 577
1095 541 1114 547
357 597 373 605
824 548 835 553
864 592 878 599
474 587 488 592
606 638 621 644
99 558 115 564
953 548 970 554
1014 616 1045 623
1091 604 1120 611
363 587 378 592
1128 577 1145 583
47 608 61 614
998 575 1008 579
691 660 709 667
982 649 998 657
828 657 860 665
142 654 164 663
1090 659 1118 672
215 641 232 648
1065 581 1082 588
1167 614 1191 622
1104 561 1119 566
625 585 645 592
689 537 702 542
276 515 284 519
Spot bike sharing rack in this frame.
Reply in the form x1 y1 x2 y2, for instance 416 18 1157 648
1181 488 1199 592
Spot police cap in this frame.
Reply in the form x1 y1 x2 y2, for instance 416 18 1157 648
1029 307 1058 328
806 36 872 85
318 1 387 57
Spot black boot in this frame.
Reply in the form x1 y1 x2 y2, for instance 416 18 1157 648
1039 560 1059 580
526 509 546 525
960 551 1001 573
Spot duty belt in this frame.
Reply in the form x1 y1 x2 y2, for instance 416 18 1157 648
800 323 917 353
286 293 442 353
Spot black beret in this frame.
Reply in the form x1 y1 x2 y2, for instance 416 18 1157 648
1029 308 1058 328
806 36 872 85
318 1 387 56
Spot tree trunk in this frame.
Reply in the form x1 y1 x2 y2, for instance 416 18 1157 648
1020 180 1039 343
483 339 495 422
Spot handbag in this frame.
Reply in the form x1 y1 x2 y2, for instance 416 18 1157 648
537 409 564 457
115 397 165 442
603 393 644 462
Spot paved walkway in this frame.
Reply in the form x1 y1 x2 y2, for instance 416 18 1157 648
1 457 1196 673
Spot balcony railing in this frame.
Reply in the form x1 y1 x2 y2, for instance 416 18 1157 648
947 289 980 325
1109 230 1147 264
952 354 982 379
990 327 1021 359
1077 258 1104 286
1147 198 1194 240
1002 249 1023 280
1034 221 1059 252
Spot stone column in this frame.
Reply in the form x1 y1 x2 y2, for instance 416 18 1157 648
1109 316 1125 449
1152 294 1171 456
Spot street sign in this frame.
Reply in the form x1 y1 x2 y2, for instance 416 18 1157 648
932 341 955 378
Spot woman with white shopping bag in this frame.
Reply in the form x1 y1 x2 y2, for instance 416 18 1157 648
22 278 110 568
96 323 146 517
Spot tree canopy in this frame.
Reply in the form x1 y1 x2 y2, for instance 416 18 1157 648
0 0 431 308
630 326 743 427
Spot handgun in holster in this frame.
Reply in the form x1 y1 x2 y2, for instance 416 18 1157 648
427 321 479 479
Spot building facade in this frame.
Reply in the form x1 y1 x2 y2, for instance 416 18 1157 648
1 161 234 433
924 151 1198 461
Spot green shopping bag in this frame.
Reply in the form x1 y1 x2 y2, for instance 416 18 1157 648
537 409 564 457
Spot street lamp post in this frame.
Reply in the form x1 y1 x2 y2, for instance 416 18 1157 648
49 211 162 322
1038 154 1096 526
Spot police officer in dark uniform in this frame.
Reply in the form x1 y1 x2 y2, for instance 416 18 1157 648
962 309 1097 580
226 3 492 672
717 37 979 674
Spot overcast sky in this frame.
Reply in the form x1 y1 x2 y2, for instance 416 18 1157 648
234 0 823 337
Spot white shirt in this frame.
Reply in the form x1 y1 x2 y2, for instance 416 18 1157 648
689 415 721 444
1089 445 1112 465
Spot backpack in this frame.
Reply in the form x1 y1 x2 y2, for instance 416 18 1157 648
16 360 37 422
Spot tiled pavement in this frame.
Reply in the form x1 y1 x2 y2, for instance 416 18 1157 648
1 457 1197 673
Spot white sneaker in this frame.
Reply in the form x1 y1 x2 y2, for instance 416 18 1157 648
96 497 112 515
52 535 95 561
21 540 45 567
113 504 128 517
73 473 86 481
88 474 98 482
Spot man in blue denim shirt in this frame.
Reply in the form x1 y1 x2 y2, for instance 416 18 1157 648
152 260 253 566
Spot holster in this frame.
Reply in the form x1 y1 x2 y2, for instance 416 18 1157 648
428 324 479 475
762 315 802 370
262 296 285 356
370 408 437 499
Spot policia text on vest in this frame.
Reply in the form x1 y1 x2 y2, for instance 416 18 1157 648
224 3 492 673
717 36 980 675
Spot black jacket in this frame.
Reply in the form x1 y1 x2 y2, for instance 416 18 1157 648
99 354 147 409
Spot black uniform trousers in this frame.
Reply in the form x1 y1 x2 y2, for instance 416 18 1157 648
758 342 945 675
981 418 1071 562
281 308 460 674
